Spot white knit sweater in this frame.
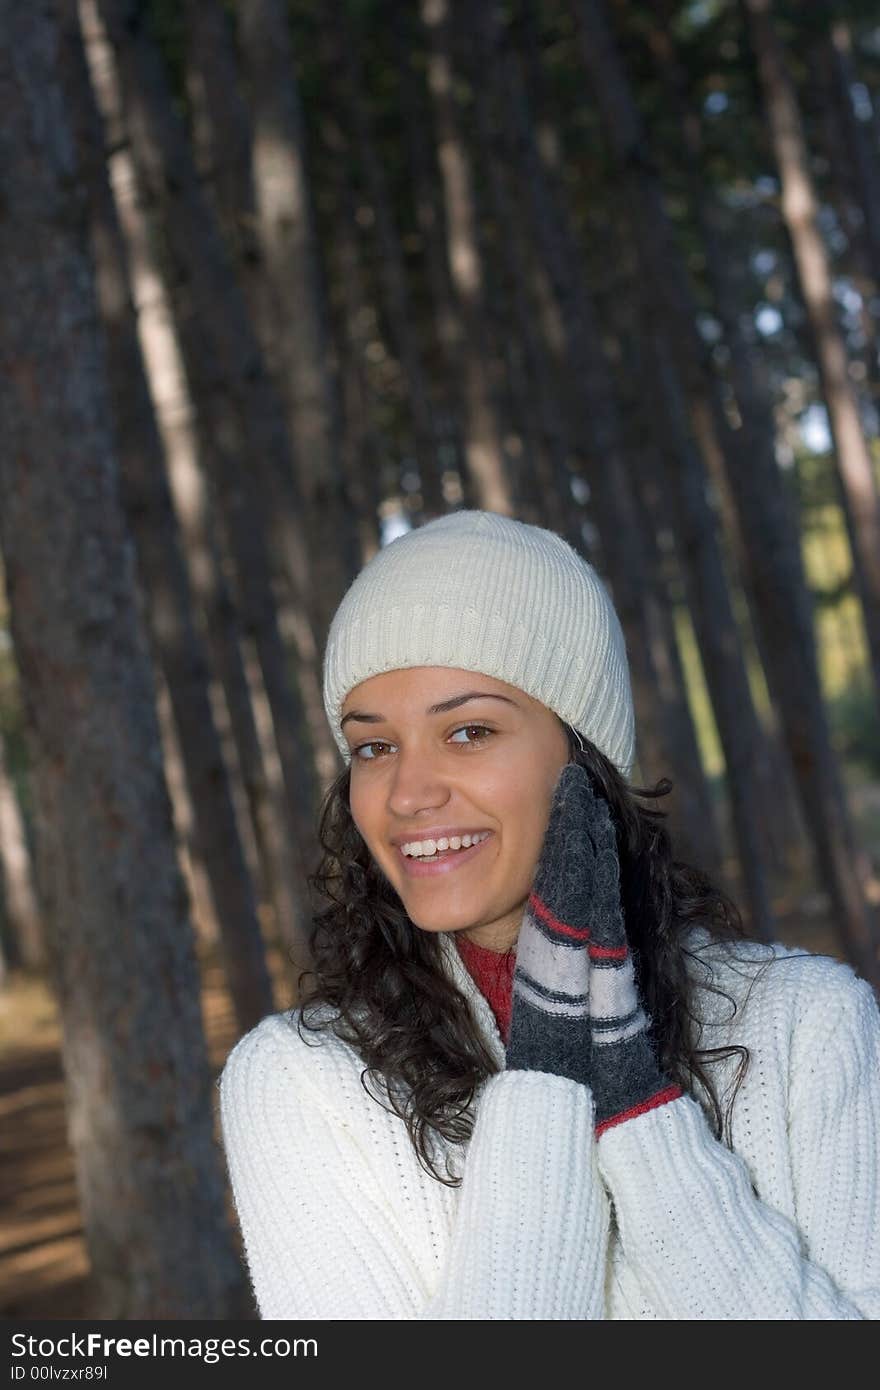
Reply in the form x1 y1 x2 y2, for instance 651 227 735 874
218 927 880 1319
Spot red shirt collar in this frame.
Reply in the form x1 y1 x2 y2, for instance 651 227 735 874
454 933 516 1045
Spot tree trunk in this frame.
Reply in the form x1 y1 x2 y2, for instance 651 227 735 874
152 667 220 949
568 0 823 941
808 23 880 417
744 0 880 708
571 0 809 876
496 10 726 872
180 0 352 792
235 0 360 648
182 2 265 292
325 0 447 524
87 0 323 888
648 12 880 986
66 11 276 1031
600 249 729 884
117 193 308 967
318 109 404 543
627 444 727 882
420 0 512 514
80 0 312 968
826 16 880 297
650 321 787 938
491 17 726 880
467 9 570 532
0 729 44 972
395 8 472 508
0 0 250 1315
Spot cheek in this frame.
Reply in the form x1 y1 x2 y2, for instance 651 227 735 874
348 787 392 869
515 813 551 883
489 775 549 862
499 767 561 870
347 782 372 844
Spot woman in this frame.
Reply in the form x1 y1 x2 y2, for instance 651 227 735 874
219 508 880 1319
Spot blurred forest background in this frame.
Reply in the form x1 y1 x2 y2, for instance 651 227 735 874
1 0 880 1320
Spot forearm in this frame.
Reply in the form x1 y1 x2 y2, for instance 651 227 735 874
426 1070 610 1319
596 1092 876 1320
220 1019 611 1321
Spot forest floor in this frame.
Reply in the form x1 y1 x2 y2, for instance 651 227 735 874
1 768 878 1320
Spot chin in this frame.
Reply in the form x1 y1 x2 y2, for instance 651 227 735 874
402 906 477 936
404 908 464 931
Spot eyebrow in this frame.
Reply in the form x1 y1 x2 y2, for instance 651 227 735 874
340 690 520 730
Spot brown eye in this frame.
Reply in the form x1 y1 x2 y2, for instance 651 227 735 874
353 726 495 761
449 725 494 746
353 741 393 761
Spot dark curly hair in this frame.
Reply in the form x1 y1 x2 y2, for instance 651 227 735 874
295 722 769 1186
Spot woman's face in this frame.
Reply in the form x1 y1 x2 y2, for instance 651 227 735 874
342 666 571 952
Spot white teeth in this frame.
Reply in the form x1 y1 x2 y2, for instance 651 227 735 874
401 831 489 858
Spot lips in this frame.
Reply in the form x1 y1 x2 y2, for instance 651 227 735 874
396 831 494 879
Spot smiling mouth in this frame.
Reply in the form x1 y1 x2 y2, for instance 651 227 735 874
396 831 494 877
399 830 491 859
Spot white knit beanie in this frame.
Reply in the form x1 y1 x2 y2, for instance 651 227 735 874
322 510 636 778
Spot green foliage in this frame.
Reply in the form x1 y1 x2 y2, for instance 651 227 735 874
827 682 880 776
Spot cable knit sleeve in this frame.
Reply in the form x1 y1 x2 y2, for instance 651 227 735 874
218 1014 610 1320
594 966 880 1319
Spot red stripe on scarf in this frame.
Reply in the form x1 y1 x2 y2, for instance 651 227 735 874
588 943 628 961
594 1083 683 1138
528 891 591 942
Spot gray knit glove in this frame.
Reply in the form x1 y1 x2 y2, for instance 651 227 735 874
504 763 595 1088
506 762 683 1133
561 764 682 1136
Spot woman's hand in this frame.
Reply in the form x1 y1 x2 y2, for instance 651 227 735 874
572 764 682 1135
507 760 682 1131
504 762 595 1088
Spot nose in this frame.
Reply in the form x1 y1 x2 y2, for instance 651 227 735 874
385 739 452 820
